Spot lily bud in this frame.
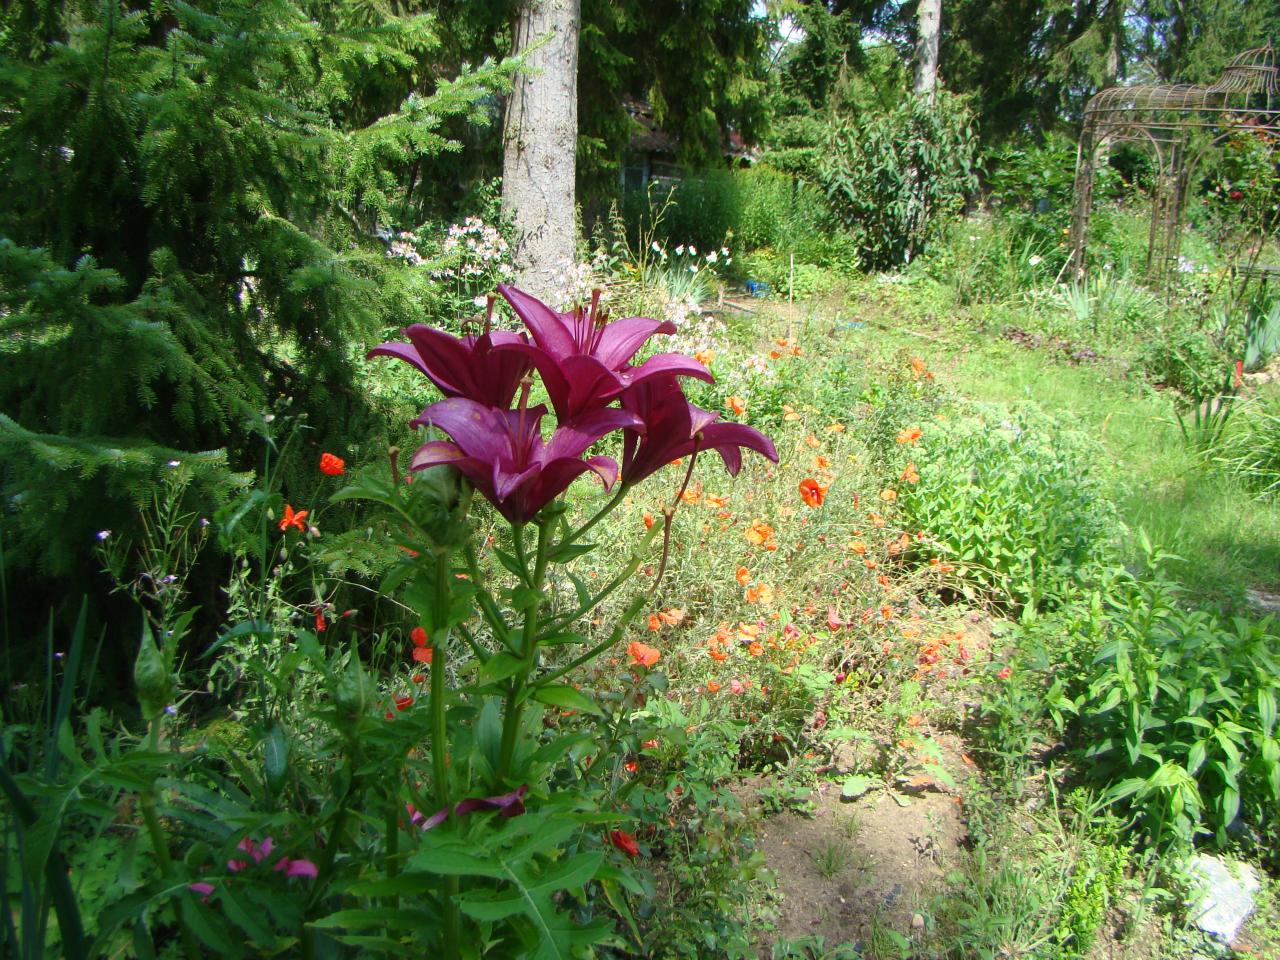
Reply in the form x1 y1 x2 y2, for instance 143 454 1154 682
134 625 174 721
406 464 472 548
333 651 373 734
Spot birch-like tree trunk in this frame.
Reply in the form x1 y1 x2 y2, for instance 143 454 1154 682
913 0 941 101
501 0 579 303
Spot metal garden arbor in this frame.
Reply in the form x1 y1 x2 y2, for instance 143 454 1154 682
1068 45 1280 283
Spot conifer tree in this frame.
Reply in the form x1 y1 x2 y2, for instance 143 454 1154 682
0 0 511 637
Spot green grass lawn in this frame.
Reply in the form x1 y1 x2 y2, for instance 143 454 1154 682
850 302 1280 607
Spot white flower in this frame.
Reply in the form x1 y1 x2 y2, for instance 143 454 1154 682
651 241 662 253
96 530 112 541
473 295 488 308
1028 255 1042 267
705 251 718 264
688 245 696 256
689 265 697 273
676 245 684 256
166 459 181 467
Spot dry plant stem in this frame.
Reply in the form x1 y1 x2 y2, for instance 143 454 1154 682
564 485 628 544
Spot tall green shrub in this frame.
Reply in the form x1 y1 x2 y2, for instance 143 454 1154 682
819 90 978 270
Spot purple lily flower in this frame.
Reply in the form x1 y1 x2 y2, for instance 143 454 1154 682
410 398 641 525
494 284 713 421
619 378 778 486
367 325 532 409
407 785 529 833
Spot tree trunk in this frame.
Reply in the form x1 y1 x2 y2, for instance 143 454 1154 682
501 0 580 304
912 0 941 102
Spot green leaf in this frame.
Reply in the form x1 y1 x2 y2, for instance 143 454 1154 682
508 586 541 611
494 548 526 580
480 653 526 685
547 541 596 564
532 685 602 716
539 631 587 647
841 775 874 799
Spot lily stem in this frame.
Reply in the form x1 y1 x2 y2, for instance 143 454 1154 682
430 549 462 960
496 519 551 783
140 718 201 960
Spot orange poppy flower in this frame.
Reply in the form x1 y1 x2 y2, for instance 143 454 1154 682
647 614 662 632
745 520 774 546
643 511 655 529
812 455 830 470
868 511 886 528
896 426 922 445
782 405 801 422
910 357 927 378
826 422 845 434
900 462 919 484
735 566 751 585
628 641 661 668
706 680 721 693
744 583 774 605
705 493 728 508
769 350 783 360
726 395 747 416
681 488 701 505
804 434 822 449
748 641 764 657
879 488 898 502
708 642 728 662
319 452 346 476
799 478 827 508
694 349 715 367
658 608 685 626
278 504 308 532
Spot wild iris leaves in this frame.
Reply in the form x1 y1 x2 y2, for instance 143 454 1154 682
370 284 777 523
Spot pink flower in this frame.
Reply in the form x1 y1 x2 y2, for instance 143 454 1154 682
618 377 777 487
189 882 215 903
997 666 1012 680
410 399 639 524
495 284 712 421
729 679 745 695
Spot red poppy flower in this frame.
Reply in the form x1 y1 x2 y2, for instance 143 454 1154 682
319 453 345 476
799 478 826 507
628 641 661 668
411 626 429 647
395 695 414 711
315 609 327 632
609 830 639 857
